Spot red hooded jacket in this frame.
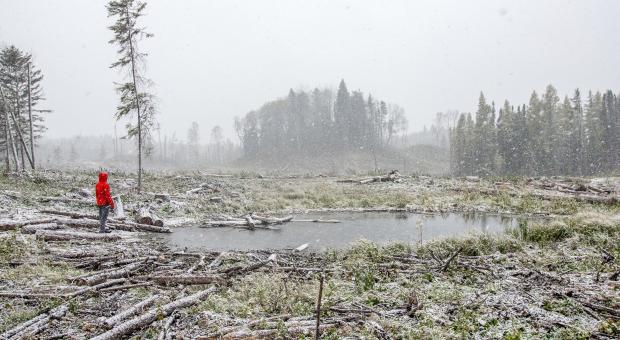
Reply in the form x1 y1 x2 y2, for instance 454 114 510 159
96 172 115 209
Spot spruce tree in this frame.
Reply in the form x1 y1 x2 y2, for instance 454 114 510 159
107 0 157 193
334 80 351 148
0 45 46 171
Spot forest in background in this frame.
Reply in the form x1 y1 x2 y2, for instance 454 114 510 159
234 80 409 159
1 43 618 176
451 86 620 176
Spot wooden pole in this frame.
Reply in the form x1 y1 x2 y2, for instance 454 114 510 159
314 272 325 340
27 62 35 169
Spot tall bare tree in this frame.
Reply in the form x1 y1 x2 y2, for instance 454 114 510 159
107 0 156 193
0 46 46 172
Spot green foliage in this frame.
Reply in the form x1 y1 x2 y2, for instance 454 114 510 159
513 221 572 244
236 80 408 159
417 233 522 257
542 298 582 316
451 85 620 176
0 233 26 262
599 319 620 336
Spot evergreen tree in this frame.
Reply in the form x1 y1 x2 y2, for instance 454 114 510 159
541 85 560 174
570 89 584 175
525 91 543 175
449 86 617 177
583 91 603 174
334 79 351 148
107 0 157 193
0 45 47 171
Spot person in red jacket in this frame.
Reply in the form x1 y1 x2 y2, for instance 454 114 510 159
95 172 115 233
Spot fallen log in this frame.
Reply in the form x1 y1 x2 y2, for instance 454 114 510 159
36 230 122 242
222 255 276 276
1 305 68 339
90 287 217 340
109 220 170 233
103 295 161 328
0 279 129 299
1 309 54 339
250 213 293 224
21 223 63 234
339 170 402 185
202 323 337 339
203 220 250 227
205 252 227 271
40 209 97 219
158 312 178 340
76 261 145 286
133 274 224 285
40 210 170 233
202 220 280 230
0 218 58 231
38 196 90 204
203 214 295 229
186 183 218 195
98 281 152 292
47 248 104 259
290 219 340 223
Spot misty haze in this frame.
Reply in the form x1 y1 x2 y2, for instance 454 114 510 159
0 0 619 339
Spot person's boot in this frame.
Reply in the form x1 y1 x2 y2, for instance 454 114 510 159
99 228 112 233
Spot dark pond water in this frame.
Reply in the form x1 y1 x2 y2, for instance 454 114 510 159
158 212 531 251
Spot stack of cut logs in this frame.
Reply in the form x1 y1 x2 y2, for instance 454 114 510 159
0 209 171 237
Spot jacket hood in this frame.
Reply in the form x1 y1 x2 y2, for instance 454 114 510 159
98 172 108 183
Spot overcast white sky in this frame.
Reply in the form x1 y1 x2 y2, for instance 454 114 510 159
1 0 619 141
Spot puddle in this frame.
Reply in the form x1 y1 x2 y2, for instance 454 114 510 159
156 212 536 251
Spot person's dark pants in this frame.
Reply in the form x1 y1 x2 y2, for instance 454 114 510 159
99 205 110 232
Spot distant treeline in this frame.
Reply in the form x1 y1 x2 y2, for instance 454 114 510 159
234 80 408 158
451 85 620 176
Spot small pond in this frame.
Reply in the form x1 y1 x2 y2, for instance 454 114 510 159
158 212 535 251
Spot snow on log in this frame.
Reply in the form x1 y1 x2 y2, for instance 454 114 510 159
337 170 401 184
75 261 145 286
103 295 161 328
133 274 224 285
250 213 293 224
90 287 217 340
36 230 122 242
1 305 68 339
39 210 170 233
137 207 153 225
109 220 170 233
0 218 58 231
21 223 63 234
202 214 297 229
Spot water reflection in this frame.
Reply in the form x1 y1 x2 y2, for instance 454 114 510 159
161 212 533 251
